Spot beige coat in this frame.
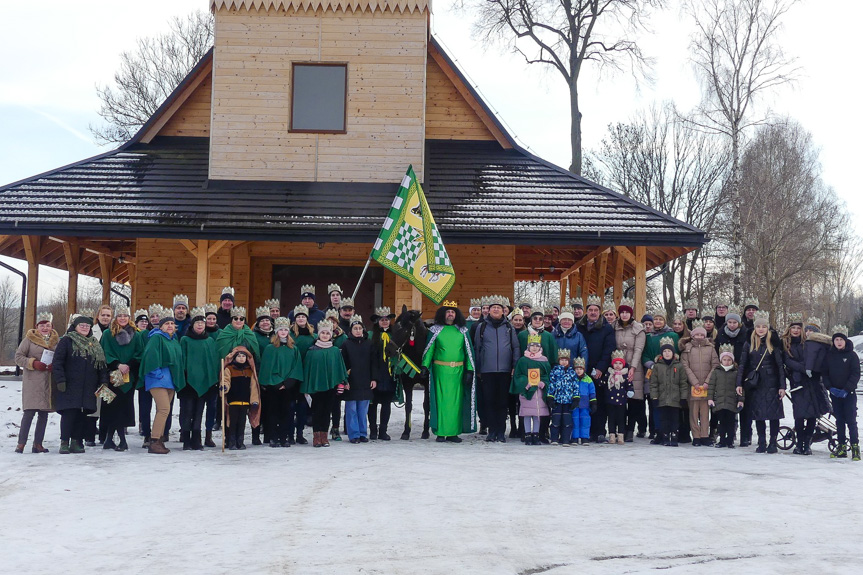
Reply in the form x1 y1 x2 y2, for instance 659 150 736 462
681 337 720 399
14 329 59 411
613 320 646 399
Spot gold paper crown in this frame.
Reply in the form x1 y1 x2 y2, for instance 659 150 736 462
300 284 315 296
221 286 235 297
718 343 735 355
727 305 741 316
274 317 291 330
787 312 804 326
568 298 583 308
603 299 617 312
230 306 246 319
691 319 705 330
264 298 280 309
585 294 602 308
753 310 770 324
832 325 849 337
611 350 626 363
806 316 822 328
442 300 458 308
527 334 542 345
375 306 393 317
255 306 270 319
469 298 480 308
557 348 571 359
173 294 189 308
134 308 148 319
293 304 309 317
327 283 342 295
572 357 586 368
36 311 53 324
148 303 164 316
714 297 731 308
510 307 524 317
659 336 675 348
340 297 355 308
203 303 218 315
619 297 635 309
114 305 130 317
651 308 667 319
672 312 685 322
350 314 364 325
190 306 206 319
683 299 698 311
325 309 339 320
743 296 760 309
543 306 555 316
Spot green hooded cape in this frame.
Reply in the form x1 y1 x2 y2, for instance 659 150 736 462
259 343 304 387
100 326 144 394
216 324 260 362
181 334 220 397
511 355 551 400
138 330 186 391
300 344 347 394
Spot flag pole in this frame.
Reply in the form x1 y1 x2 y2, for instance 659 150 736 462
351 256 373 302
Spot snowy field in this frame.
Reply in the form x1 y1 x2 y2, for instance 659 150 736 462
2 376 862 575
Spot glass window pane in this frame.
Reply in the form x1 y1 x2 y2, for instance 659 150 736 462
292 64 346 132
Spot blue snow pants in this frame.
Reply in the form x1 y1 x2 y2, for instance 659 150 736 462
572 407 591 439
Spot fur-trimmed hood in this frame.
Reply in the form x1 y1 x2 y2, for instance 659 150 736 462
806 331 833 346
26 329 59 350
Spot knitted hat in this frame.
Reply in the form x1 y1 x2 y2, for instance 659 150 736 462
36 311 53 325
327 283 342 296
558 349 571 359
190 307 206 322
274 317 291 330
204 303 218 318
718 343 735 363
611 350 626 367
618 297 635 317
572 357 586 369
787 312 804 327
292 304 309 318
701 315 715 322
753 310 770 327
158 313 175 328
300 284 316 299
660 336 675 352
71 315 93 327
230 306 246 319
690 319 707 337
173 294 189 310
340 297 355 310
725 306 742 323
255 306 271 322
641 314 653 323
558 311 575 322
517 300 532 310
220 286 235 303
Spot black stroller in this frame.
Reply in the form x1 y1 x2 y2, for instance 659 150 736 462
776 385 840 455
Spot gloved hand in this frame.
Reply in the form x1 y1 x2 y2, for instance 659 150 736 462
626 390 635 399
708 400 715 407
220 384 229 392
644 360 655 370
56 381 66 392
589 403 597 415
680 399 688 409
805 370 812 378
33 360 48 371
420 367 429 382
462 370 473 387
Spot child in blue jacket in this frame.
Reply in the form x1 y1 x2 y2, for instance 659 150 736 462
548 349 579 446
571 356 597 445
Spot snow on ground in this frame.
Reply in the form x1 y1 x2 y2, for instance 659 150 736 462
1 377 862 575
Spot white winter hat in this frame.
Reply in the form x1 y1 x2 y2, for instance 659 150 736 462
558 311 575 322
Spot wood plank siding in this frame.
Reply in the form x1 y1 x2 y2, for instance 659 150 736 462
424 56 496 141
159 73 213 138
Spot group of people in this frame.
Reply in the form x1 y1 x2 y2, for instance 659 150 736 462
13 284 860 461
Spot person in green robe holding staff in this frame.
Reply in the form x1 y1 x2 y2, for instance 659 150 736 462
180 307 221 450
421 300 476 443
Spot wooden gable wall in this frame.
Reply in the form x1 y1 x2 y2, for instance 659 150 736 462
424 57 496 141
159 72 212 138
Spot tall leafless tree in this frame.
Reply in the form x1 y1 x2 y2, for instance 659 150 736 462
686 0 799 304
0 276 21 363
463 0 665 174
90 10 214 144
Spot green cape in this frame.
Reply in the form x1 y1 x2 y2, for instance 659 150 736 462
518 329 558 360
254 330 273 356
216 324 260 362
138 330 186 391
293 332 316 360
300 344 347 394
181 334 220 397
422 324 477 435
259 343 304 387
511 355 551 399
100 326 144 393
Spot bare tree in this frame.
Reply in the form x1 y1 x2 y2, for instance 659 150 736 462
0 276 21 363
463 0 665 174
686 0 799 304
90 10 214 144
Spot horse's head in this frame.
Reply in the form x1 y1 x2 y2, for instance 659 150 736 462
395 304 423 329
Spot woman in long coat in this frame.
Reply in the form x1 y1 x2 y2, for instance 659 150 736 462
736 311 786 453
782 315 831 455
613 299 646 442
53 315 109 454
14 312 59 453
100 306 144 451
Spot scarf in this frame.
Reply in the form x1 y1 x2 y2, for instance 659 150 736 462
721 364 734 372
724 325 741 338
524 350 547 362
115 325 135 346
528 325 544 335
64 331 107 369
608 369 626 390
187 329 209 340
315 340 334 349
662 358 674 365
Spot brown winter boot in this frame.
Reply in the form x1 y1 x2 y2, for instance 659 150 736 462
312 431 321 448
607 434 616 444
148 438 170 454
617 433 625 445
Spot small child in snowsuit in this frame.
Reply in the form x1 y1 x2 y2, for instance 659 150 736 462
547 349 579 446
511 334 551 446
571 357 596 445
708 344 743 448
604 350 634 445
220 346 262 451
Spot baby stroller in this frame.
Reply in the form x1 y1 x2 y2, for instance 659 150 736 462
776 385 840 455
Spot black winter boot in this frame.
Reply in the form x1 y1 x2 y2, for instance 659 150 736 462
651 433 664 445
369 424 378 441
191 431 203 450
205 430 216 448
668 432 678 447
766 439 778 454
755 436 767 453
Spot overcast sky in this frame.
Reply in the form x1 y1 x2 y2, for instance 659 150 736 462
1 0 859 294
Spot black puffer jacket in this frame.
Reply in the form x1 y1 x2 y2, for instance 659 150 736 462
715 326 747 363
784 336 832 419
737 333 785 421
341 335 376 401
822 335 861 394
52 335 109 412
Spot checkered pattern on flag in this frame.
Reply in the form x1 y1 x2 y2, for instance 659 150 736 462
370 165 456 305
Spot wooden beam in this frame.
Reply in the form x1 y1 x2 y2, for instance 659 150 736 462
614 246 636 266
63 243 81 316
0 235 19 253
583 259 595 295
559 277 567 308
128 263 138 311
613 249 624 307
99 254 113 305
196 239 210 307
179 239 198 257
579 265 588 307
207 240 228 259
22 236 41 330
48 236 135 263
635 246 647 320
597 251 609 295
411 285 422 311
560 246 611 280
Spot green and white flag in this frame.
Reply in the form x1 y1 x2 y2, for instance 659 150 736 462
371 166 456 304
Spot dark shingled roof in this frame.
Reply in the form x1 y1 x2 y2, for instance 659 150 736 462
0 137 705 246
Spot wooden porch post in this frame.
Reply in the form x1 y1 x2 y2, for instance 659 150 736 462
196 239 210 307
559 277 568 307
597 251 609 297
635 246 647 319
410 285 422 311
22 236 41 331
99 254 113 305
612 249 624 308
579 266 588 306
127 263 138 311
62 242 80 316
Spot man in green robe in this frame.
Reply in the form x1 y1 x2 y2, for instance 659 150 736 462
421 301 476 443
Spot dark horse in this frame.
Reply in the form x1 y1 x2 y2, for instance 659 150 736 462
391 305 429 439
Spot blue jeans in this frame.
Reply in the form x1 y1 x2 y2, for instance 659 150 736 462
344 400 370 440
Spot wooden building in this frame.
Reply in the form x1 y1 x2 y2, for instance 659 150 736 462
0 0 706 329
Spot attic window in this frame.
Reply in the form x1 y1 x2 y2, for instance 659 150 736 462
290 63 347 133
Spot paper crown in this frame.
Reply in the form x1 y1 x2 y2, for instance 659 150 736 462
221 286 235 297
374 306 393 318
726 305 741 316
190 306 206 319
602 299 617 312
274 317 291 330
350 314 364 325
753 310 770 325
36 311 53 324
543 306 555 316
683 299 698 311
568 298 583 308
527 334 542 345
134 308 148 319
255 306 270 320
672 312 685 322
651 308 667 319
484 295 508 307
510 307 524 317
743 296 760 309
114 305 130 317
618 297 635 310
557 348 571 359
787 312 804 326
611 350 626 364
659 336 676 348
469 298 480 308
585 294 602 308
691 319 705 331
325 309 339 320
173 294 189 308
204 303 218 315
327 283 342 295
572 356 586 368
340 297 355 308
442 300 459 308
264 298 280 309
806 316 822 328
293 304 309 317
714 297 731 308
718 343 735 356
300 284 315 296
230 306 246 319
148 303 164 316
832 325 849 337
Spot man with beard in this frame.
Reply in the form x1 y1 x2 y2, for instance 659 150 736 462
577 295 616 443
338 297 355 334
216 287 235 329
421 300 476 443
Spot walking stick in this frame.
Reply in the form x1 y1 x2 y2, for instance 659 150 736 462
221 358 226 453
